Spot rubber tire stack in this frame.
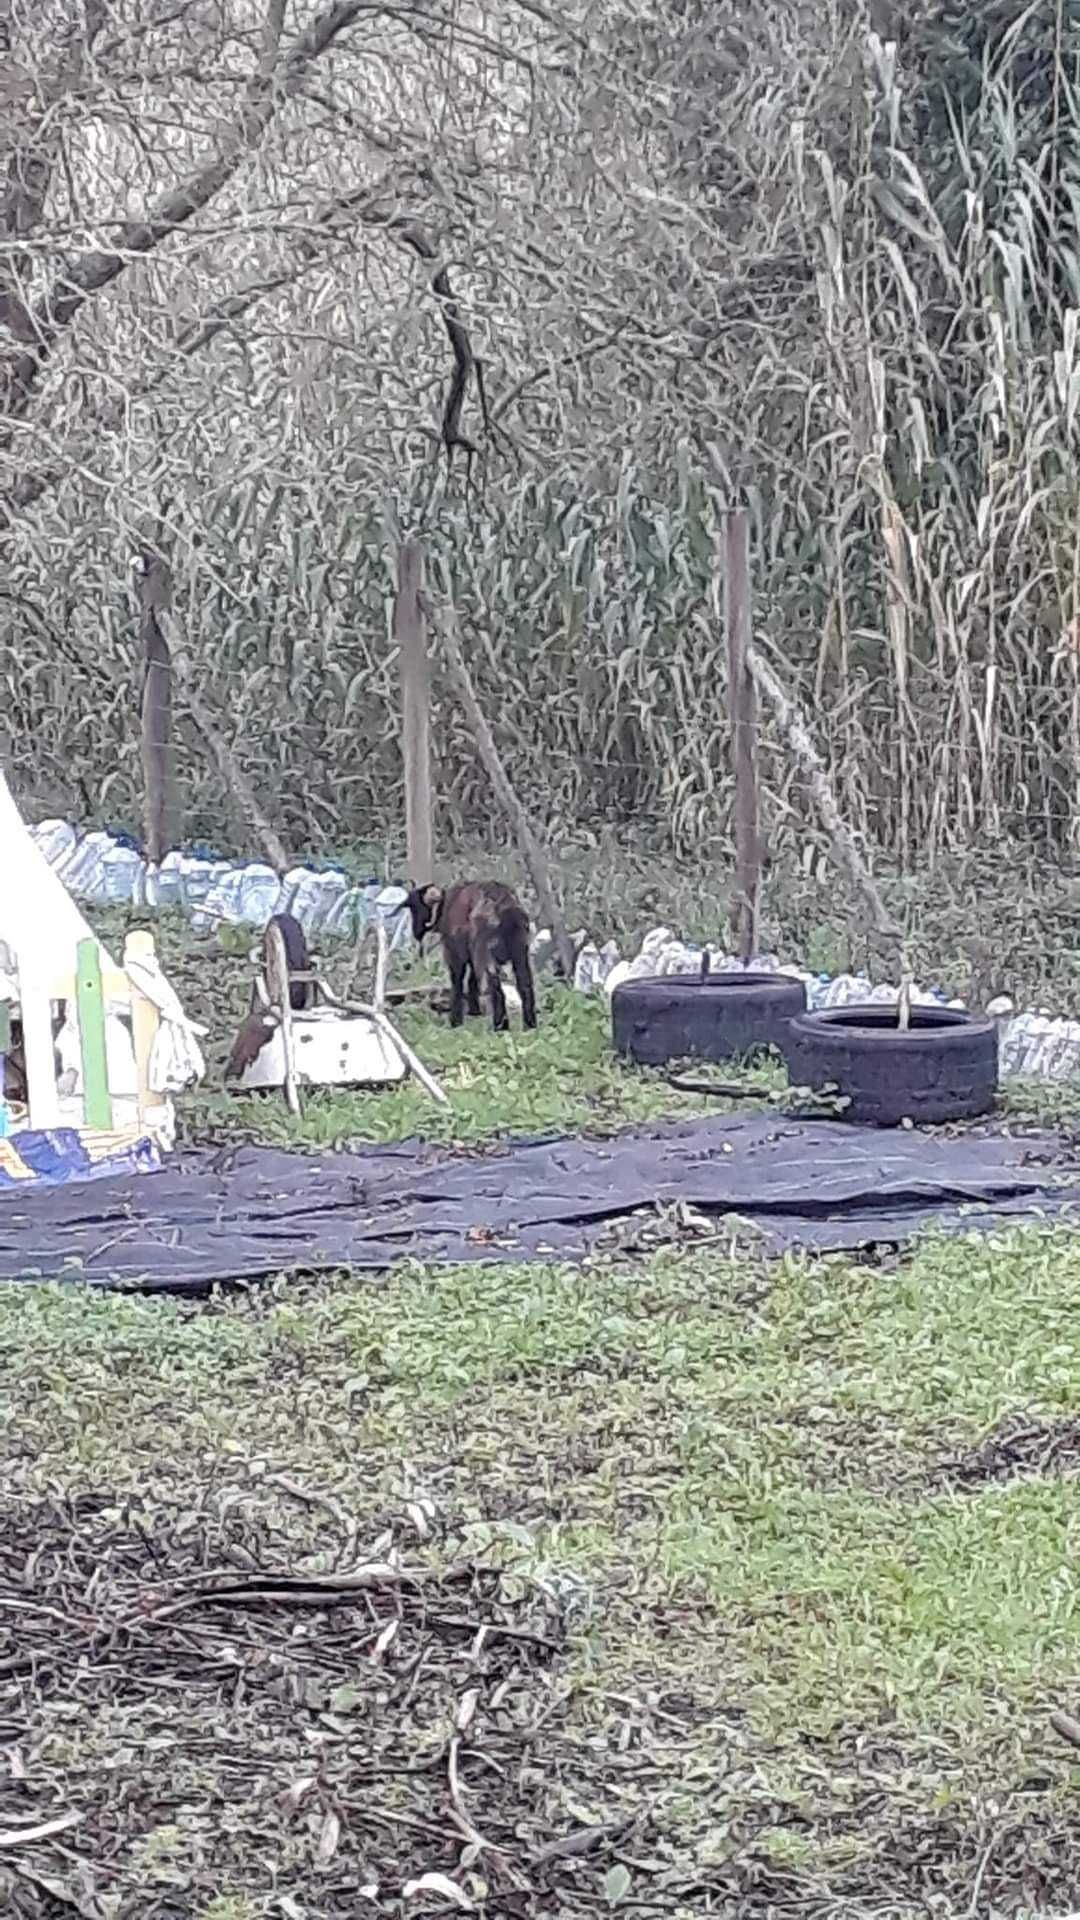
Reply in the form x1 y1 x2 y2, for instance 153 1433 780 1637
783 1005 999 1126
611 971 808 1067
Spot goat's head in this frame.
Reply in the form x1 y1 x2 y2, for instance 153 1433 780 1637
403 883 444 946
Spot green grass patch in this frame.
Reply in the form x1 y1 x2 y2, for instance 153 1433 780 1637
5 1224 1080 1906
5 1229 1080 1737
181 983 782 1147
8 891 1080 1910
84 900 779 1148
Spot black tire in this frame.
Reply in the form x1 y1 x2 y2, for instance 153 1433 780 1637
611 971 807 1067
783 1004 999 1126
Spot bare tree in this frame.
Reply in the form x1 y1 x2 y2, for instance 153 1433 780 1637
4 1 1073 872
0 0 626 832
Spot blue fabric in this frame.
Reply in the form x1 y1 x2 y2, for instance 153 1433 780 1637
0 1127 161 1188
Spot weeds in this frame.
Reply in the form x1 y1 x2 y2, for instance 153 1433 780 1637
3 1229 1080 1913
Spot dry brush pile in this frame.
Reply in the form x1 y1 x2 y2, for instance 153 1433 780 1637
1 0 1078 865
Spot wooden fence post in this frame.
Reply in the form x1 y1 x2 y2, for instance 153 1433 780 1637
139 541 174 867
395 536 434 884
724 510 762 963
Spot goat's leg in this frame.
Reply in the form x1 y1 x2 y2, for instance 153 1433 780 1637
446 948 468 1027
510 938 537 1029
465 962 483 1017
472 932 509 1032
487 967 509 1032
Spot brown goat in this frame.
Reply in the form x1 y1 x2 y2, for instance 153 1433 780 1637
404 880 538 1032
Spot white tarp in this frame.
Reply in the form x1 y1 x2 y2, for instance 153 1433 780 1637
0 770 205 1116
0 768 112 977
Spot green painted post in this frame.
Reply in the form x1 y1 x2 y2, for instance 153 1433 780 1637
76 939 113 1130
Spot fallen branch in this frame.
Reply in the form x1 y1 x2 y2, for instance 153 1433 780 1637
1050 1707 1080 1749
433 1613 563 1653
448 1733 498 1855
163 615 290 872
745 642 902 955
0 1811 84 1849
136 1563 417 1624
665 1072 772 1099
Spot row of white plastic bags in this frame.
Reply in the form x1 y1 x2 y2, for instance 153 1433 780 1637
30 820 412 950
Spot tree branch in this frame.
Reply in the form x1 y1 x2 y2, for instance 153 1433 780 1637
357 208 491 477
425 581 575 978
163 607 290 872
0 2 107 341
0 0 372 431
1 169 408 519
745 641 902 951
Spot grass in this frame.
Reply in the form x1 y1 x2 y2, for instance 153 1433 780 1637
86 888 1080 1157
182 984 769 1149
5 883 1080 1913
89 875 1079 1161
82 898 783 1151
4 1227 1080 1912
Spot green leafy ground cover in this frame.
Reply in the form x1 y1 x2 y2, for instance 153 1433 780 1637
3 866 1080 1915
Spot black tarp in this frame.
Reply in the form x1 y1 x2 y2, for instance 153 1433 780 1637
2 1114 1080 1295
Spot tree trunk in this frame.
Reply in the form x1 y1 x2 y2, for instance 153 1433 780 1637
138 543 174 865
395 537 434 883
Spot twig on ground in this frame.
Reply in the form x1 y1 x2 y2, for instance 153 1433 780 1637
1050 1706 1080 1748
0 1811 84 1847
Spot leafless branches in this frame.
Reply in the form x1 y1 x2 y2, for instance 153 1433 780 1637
4 0 1065 870
0 0 376 431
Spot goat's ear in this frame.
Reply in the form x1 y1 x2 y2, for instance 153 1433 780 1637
422 884 442 908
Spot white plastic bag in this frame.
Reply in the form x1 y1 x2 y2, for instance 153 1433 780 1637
30 819 78 875
284 867 348 935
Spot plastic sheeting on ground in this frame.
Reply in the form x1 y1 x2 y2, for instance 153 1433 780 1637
2 1115 1080 1295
